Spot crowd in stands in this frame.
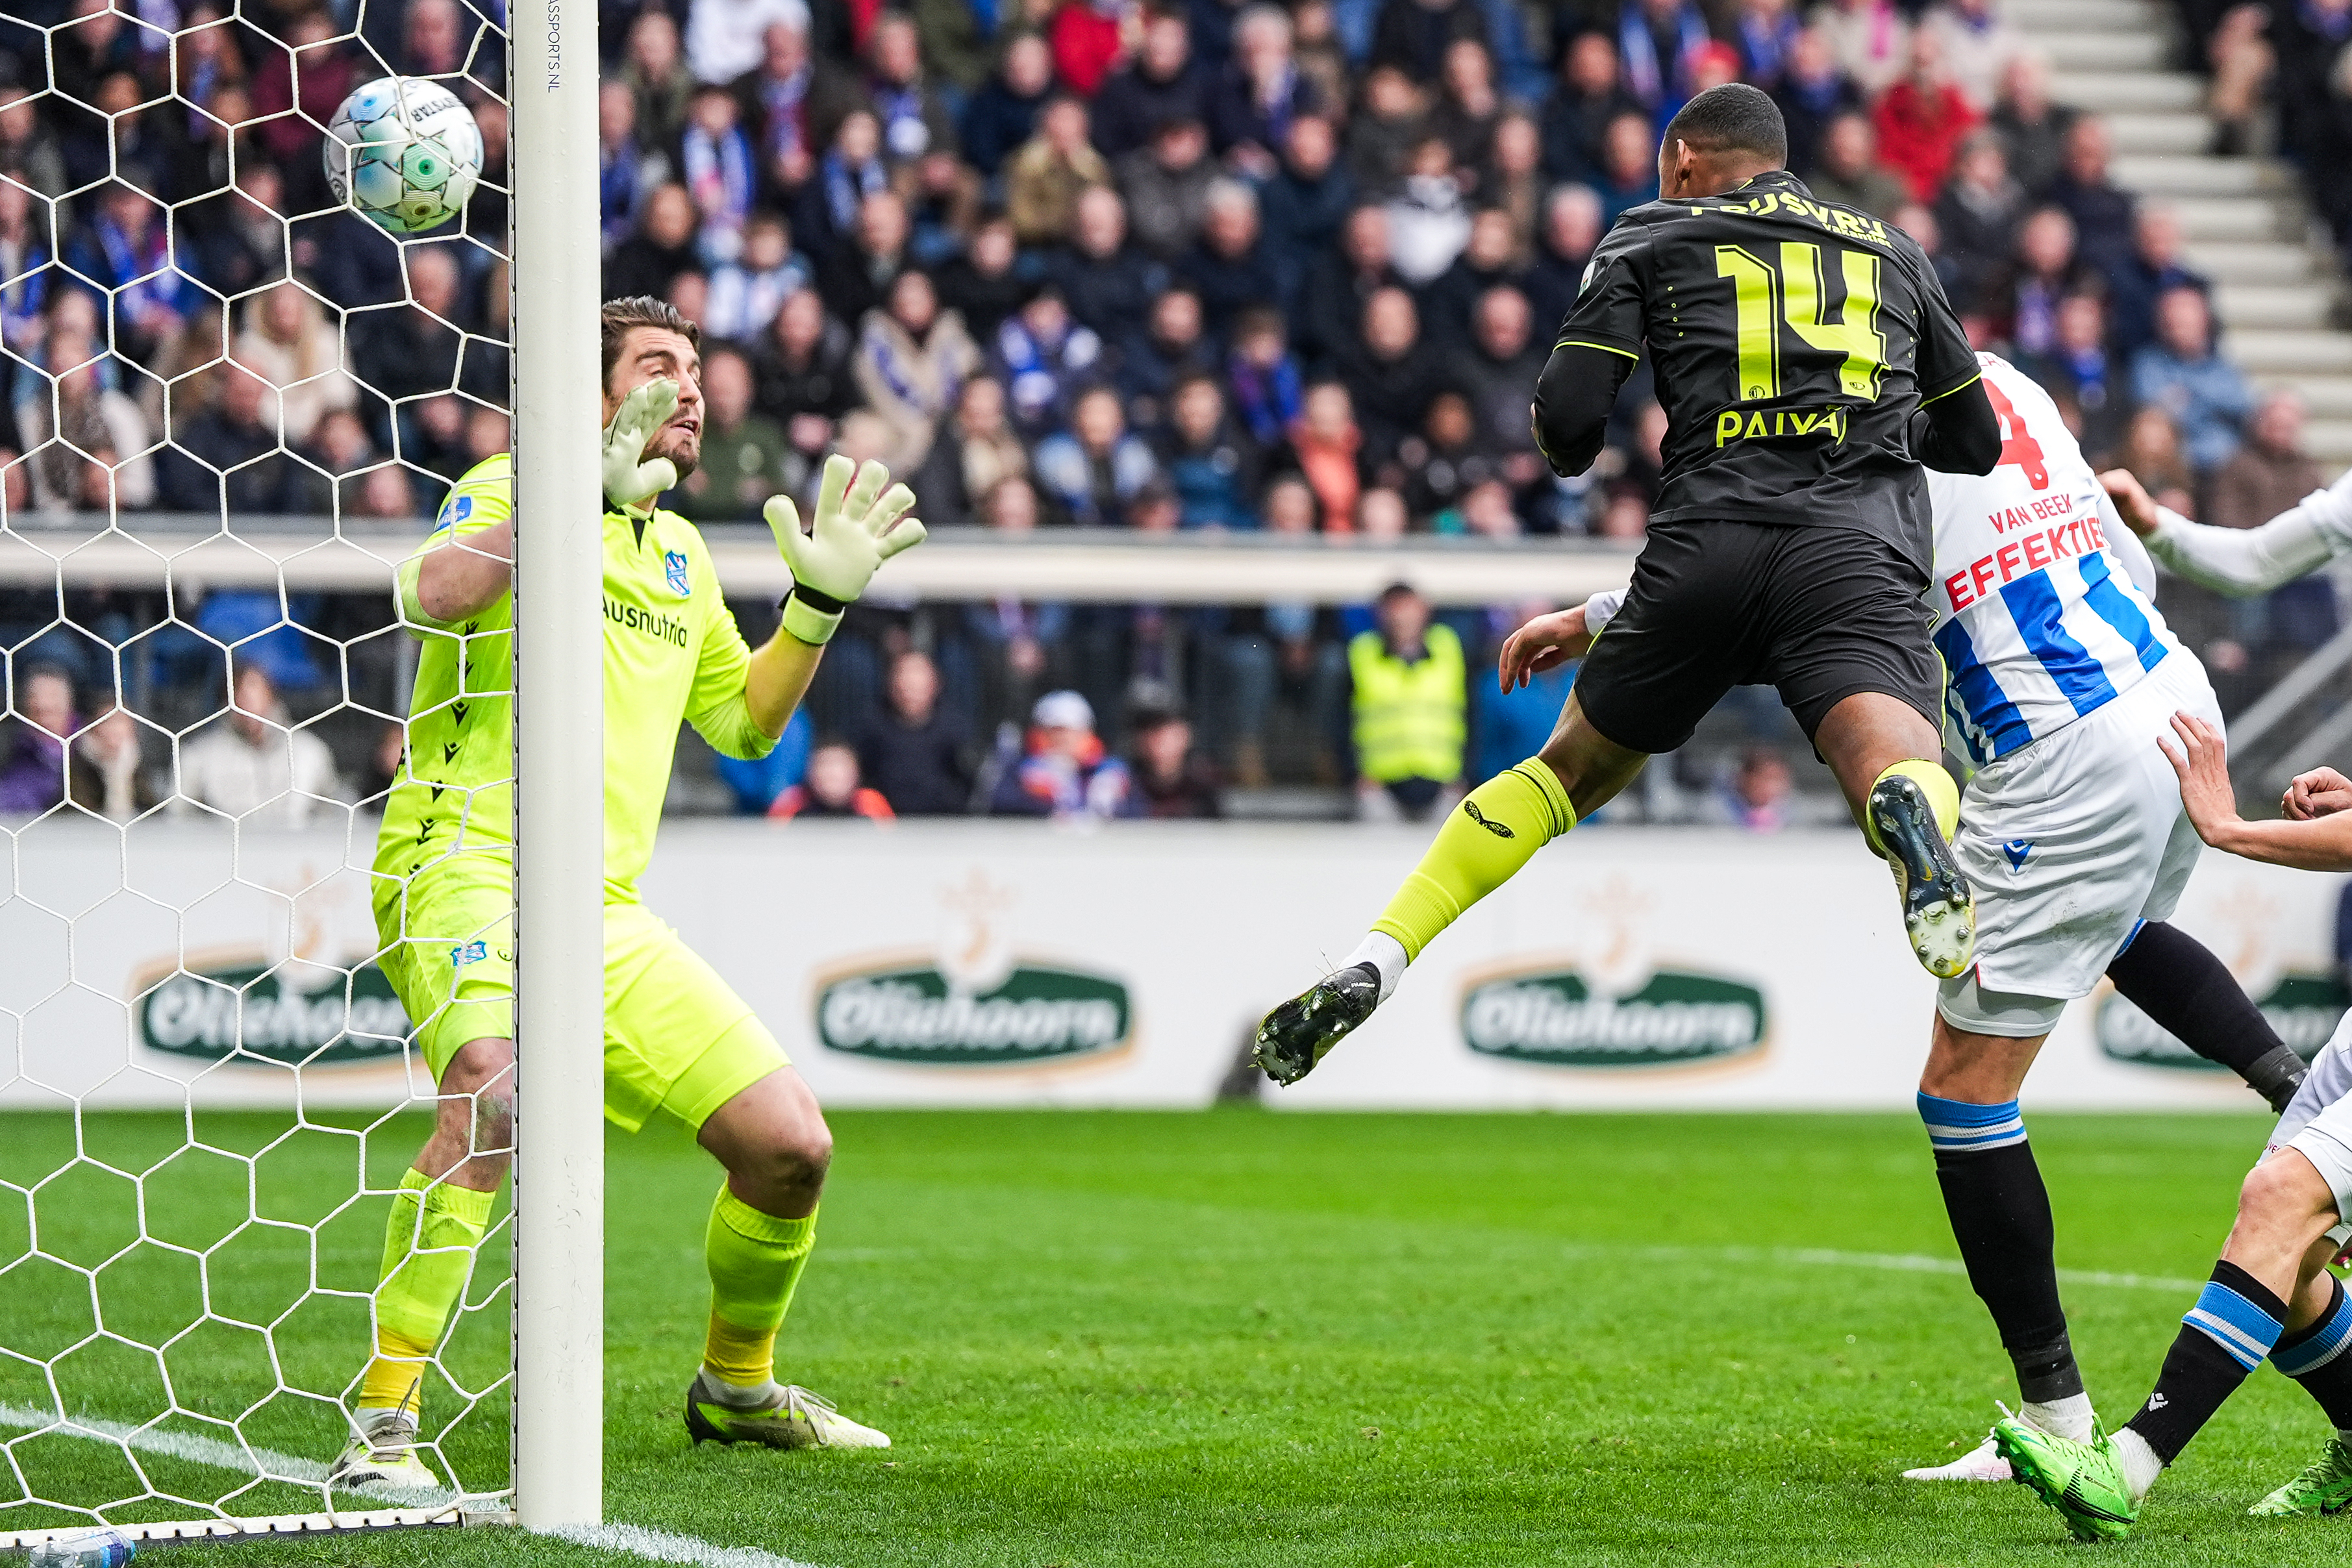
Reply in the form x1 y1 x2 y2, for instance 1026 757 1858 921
0 0 2341 825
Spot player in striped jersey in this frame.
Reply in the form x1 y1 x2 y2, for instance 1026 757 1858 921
1520 353 2308 1480
1996 716 2352 1536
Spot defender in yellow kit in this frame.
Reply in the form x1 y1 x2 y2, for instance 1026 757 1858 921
334 296 926 1488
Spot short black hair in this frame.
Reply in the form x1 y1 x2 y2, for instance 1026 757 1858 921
1661 83 1787 168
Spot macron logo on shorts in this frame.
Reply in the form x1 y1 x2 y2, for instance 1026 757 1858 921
2002 839 2032 871
451 940 488 966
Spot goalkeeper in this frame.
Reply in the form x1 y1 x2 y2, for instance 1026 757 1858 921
332 296 924 1487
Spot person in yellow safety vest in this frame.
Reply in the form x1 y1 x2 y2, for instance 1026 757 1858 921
1347 582 1466 821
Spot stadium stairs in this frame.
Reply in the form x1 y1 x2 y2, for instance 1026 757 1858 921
2017 0 2352 475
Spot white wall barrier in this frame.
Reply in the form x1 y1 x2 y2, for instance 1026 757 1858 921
4 818 2342 1113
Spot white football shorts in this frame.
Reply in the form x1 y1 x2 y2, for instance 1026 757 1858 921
1936 651 2222 1034
2264 1011 2352 1239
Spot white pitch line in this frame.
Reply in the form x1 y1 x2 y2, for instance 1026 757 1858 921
1569 1242 2203 1294
549 1522 828 1568
0 1404 826 1567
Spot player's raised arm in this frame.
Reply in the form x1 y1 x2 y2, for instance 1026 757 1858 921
2103 466 2352 597
2162 712 2352 870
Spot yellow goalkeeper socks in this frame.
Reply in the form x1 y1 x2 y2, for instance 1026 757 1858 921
1864 758 1960 852
702 1186 817 1389
1371 761 1577 962
359 1168 496 1413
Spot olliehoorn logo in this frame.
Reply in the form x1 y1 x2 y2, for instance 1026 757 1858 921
2097 973 2346 1071
1461 965 1767 1068
814 867 1132 1066
138 962 411 1066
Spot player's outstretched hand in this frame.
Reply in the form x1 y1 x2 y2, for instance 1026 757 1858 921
603 377 679 510
2098 468 2160 538
1498 603 1594 693
766 453 926 600
2284 767 2352 820
2159 712 2242 845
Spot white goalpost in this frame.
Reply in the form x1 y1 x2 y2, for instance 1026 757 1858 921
0 0 603 1547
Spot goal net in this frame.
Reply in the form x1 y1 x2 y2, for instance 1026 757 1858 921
0 0 600 1546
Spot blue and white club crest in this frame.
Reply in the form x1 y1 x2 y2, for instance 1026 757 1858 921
663 549 690 597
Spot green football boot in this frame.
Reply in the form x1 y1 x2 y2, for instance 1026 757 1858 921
1868 771 1975 979
1253 963 1381 1086
1993 1415 2139 1542
2250 1435 2352 1516
683 1373 890 1450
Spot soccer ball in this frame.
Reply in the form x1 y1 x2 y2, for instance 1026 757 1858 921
323 77 484 236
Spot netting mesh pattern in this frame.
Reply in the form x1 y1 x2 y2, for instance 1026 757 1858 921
0 0 518 1536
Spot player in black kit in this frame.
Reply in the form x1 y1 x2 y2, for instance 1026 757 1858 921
1255 82 2003 1086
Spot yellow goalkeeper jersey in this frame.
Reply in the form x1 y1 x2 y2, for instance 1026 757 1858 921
374 453 777 902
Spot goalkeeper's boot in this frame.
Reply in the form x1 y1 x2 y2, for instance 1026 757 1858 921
327 1410 440 1493
1253 963 1381 1086
1993 1415 2138 1542
683 1371 891 1450
2249 1434 2352 1516
1902 1431 2013 1482
1868 771 1974 980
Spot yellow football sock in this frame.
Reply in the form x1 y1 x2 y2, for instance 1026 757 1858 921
1866 758 1960 853
702 1187 816 1388
1371 760 1577 962
360 1168 495 1413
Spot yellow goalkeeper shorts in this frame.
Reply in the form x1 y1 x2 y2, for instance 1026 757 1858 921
372 859 787 1132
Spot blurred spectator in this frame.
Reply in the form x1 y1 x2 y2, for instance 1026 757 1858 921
959 32 1057 179
607 182 703 302
1339 286 1455 458
862 12 960 168
934 212 1028 342
1292 380 1366 529
2107 405 2196 512
1920 0 2021 114
1812 0 1912 99
1118 114 1218 260
1116 286 1217 425
854 268 981 471
2047 116 2134 284
817 189 913 327
751 286 857 471
1990 206 2084 360
1347 65 1428 195
731 19 855 190
625 11 696 159
1129 704 1224 815
913 0 999 90
1260 115 1355 300
1619 0 1712 117
1095 9 1212 159
1225 307 1304 445
64 182 189 367
1523 182 1604 329
1773 27 1864 176
817 110 892 249
0 86 68 200
1734 0 1806 91
1703 745 1802 830
69 703 155 823
352 247 471 412
157 360 298 514
1006 96 1112 245
247 12 355 212
2020 291 2125 457
2203 2 2272 157
990 689 1133 817
21 333 152 514
707 213 813 344
601 82 669 255
690 0 813 85
2107 204 2211 367
1372 0 1492 82
2275 0 2350 179
0 179 51 354
1809 110 1910 219
2210 392 2321 533
1458 286 1544 463
1428 38 1501 176
1358 485 1411 538
1397 391 1495 523
992 284 1104 436
1932 131 2023 314
1035 384 1160 525
1486 113 1545 260
1292 0 1353 109
1873 31 1979 202
1349 582 1464 821
1384 138 1473 283
0 664 77 815
1158 373 1262 528
1298 205 1404 369
1181 179 1282 336
232 282 355 447
1894 201 1964 302
857 649 973 815
768 740 895 820
1544 32 1642 185
1472 601 1570 783
2130 285 2253 475
1424 206 1525 338
1593 111 1663 225
1214 5 1323 168
1988 50 2070 199
173 663 341 826
677 347 787 521
681 83 758 264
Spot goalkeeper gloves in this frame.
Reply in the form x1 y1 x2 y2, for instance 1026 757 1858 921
602 377 679 512
765 453 926 645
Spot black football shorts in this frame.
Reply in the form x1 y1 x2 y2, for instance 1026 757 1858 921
1576 519 1941 755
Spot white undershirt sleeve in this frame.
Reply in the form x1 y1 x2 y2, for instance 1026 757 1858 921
2099 493 2161 598
1581 588 1628 639
2143 496 2346 597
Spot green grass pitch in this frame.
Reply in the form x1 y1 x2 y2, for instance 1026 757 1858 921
4 1106 2345 1565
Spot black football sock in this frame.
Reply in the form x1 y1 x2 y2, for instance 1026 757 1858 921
2125 1260 2287 1463
2108 921 2304 1112
2275 1271 2352 1428
1918 1093 2083 1404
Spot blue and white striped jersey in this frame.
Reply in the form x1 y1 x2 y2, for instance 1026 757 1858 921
1927 355 2183 766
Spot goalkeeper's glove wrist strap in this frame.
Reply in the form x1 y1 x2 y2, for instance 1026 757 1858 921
780 584 847 645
